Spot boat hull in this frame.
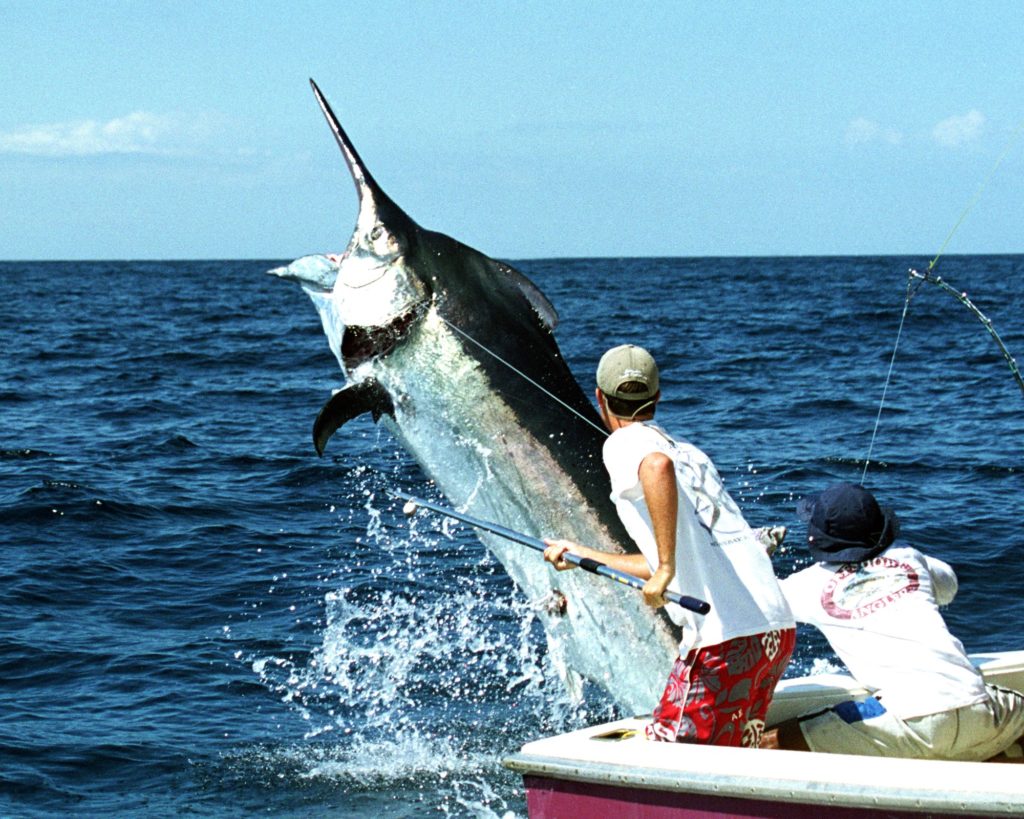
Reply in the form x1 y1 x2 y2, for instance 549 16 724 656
505 651 1024 818
521 773 1008 819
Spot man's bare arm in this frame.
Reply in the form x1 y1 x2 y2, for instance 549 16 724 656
543 539 652 578
638 451 678 607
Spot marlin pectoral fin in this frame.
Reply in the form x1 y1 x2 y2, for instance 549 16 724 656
313 380 395 456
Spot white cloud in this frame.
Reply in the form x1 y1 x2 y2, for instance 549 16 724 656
932 109 985 147
845 117 903 146
0 111 194 156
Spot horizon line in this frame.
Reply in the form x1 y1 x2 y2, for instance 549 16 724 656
3 251 1024 264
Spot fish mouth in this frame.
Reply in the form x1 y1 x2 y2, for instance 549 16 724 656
341 306 422 369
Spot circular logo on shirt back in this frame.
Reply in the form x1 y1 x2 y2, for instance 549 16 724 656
821 557 920 620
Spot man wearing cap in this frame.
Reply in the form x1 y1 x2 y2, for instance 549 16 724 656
544 344 795 747
761 482 1024 761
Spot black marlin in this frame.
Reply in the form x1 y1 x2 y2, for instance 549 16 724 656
272 79 681 711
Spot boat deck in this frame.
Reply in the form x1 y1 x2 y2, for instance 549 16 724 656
504 651 1024 817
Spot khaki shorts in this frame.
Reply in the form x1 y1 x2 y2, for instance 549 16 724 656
798 684 1024 761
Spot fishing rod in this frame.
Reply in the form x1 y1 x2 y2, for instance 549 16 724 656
390 489 711 615
862 121 1024 482
907 268 1024 399
862 268 1023 482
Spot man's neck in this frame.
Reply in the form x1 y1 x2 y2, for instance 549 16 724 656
607 415 652 433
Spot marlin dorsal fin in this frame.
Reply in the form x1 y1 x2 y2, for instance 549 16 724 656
498 263 559 331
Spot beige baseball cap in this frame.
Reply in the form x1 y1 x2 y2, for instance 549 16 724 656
596 344 659 399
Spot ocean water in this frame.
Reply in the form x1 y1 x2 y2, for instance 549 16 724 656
2 255 1022 816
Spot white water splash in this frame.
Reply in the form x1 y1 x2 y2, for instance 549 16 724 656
246 469 615 814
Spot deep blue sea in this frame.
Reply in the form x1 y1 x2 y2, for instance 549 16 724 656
2 255 1022 816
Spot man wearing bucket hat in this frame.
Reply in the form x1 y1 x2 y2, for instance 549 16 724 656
761 482 1024 761
544 344 795 747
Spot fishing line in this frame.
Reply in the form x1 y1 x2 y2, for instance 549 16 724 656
862 120 1024 482
926 119 1024 275
438 314 610 437
861 278 915 484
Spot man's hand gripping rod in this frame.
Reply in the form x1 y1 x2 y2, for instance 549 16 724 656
392 490 710 616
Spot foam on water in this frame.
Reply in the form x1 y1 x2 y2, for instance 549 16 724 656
241 467 615 815
233 424 845 813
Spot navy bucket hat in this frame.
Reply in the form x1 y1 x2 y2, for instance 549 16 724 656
797 482 900 564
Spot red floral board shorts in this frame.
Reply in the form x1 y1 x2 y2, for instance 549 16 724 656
646 628 796 747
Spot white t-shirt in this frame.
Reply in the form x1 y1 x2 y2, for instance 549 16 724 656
780 545 988 719
603 422 793 654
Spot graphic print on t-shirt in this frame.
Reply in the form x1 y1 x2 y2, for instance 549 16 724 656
820 557 920 620
672 446 744 543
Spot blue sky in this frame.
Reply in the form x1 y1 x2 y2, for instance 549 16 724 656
2 1 1022 260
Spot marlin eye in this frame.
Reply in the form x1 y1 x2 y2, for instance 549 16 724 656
370 226 383 240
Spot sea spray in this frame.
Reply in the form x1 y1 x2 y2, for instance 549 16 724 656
246 469 617 814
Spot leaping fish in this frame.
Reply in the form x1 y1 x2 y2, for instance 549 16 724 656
271 79 681 712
